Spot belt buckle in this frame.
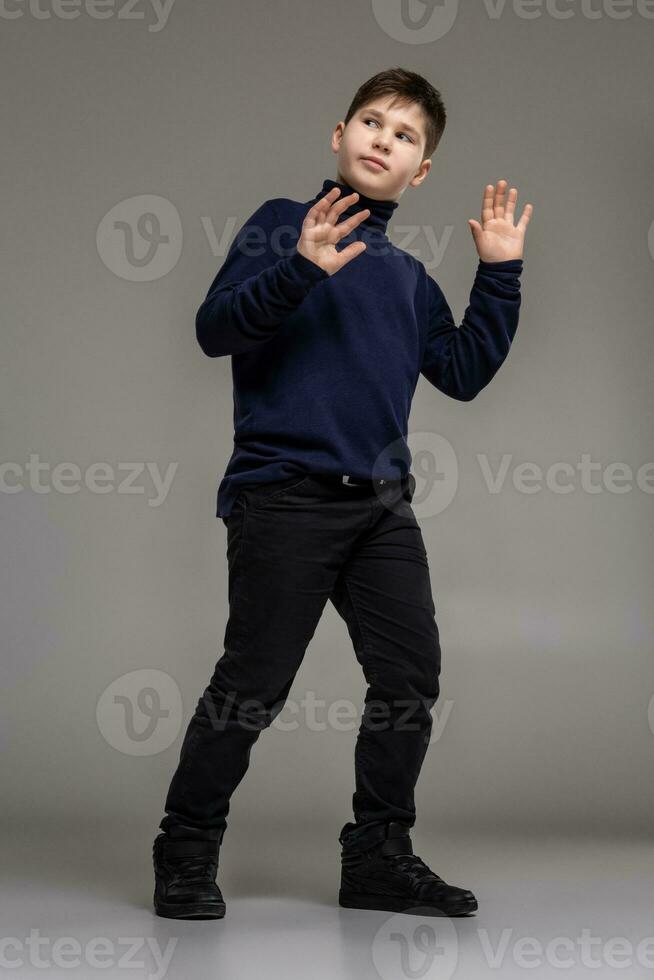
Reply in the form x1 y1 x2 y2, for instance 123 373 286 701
342 474 386 487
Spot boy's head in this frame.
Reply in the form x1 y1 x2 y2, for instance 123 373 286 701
330 67 446 203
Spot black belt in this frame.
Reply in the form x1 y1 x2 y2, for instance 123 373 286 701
313 473 393 489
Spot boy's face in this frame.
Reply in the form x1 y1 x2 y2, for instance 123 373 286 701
330 94 432 202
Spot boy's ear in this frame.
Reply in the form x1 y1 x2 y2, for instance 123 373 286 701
331 121 346 153
410 159 432 188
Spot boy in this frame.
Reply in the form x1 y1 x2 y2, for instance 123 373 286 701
153 67 532 920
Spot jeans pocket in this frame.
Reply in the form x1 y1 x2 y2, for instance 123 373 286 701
246 474 312 510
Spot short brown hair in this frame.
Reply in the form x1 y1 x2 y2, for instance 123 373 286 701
343 67 446 160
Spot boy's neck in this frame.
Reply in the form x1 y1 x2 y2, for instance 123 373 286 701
315 176 399 235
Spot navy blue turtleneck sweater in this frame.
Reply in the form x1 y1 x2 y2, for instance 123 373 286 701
195 177 524 518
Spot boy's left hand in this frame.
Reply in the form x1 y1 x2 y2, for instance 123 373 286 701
468 180 533 262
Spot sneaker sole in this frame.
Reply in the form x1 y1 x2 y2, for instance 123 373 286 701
339 889 477 916
154 897 226 920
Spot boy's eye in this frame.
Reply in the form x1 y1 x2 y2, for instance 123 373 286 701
363 118 413 143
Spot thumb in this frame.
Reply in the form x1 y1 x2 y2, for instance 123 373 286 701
468 219 484 250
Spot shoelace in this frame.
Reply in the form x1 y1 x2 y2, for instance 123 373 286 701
169 856 218 886
385 852 444 882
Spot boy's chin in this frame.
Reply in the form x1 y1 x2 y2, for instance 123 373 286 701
342 163 386 192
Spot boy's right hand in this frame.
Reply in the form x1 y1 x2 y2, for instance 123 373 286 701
296 187 370 276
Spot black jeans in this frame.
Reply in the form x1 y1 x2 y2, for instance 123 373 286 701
159 472 442 842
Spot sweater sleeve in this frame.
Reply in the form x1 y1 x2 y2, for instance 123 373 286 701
419 259 524 401
195 199 329 357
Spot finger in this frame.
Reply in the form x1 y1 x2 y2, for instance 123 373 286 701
327 191 364 225
494 179 508 219
333 240 367 270
304 187 342 228
516 203 534 232
504 187 518 223
332 206 371 239
467 219 482 247
481 184 495 226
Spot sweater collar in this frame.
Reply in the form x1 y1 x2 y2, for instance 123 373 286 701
312 177 399 236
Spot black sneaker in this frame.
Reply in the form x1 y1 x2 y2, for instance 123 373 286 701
338 820 478 916
153 833 226 919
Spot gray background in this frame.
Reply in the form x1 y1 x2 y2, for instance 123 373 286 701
2 2 653 960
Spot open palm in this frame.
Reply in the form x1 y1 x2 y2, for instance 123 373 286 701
297 187 370 276
468 180 533 262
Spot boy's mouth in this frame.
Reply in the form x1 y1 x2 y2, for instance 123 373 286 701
360 156 389 172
